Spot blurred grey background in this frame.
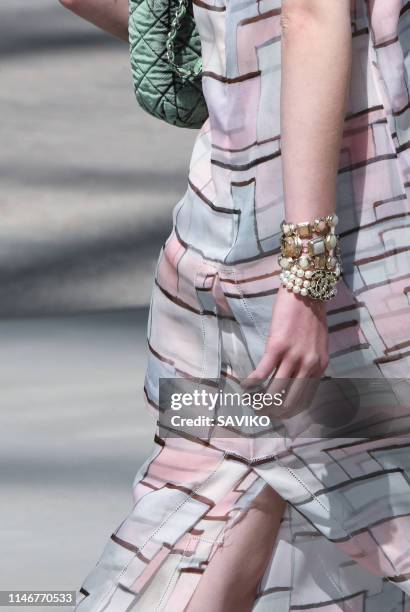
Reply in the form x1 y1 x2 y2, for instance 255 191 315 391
0 0 196 605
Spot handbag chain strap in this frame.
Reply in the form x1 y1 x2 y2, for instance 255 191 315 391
166 0 203 79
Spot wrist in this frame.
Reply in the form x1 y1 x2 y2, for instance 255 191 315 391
279 214 342 302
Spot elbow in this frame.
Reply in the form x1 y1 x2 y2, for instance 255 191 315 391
59 0 79 10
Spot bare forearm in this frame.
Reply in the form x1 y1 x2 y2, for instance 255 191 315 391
280 0 352 223
59 0 129 42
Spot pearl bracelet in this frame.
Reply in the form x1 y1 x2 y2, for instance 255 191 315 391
278 214 342 301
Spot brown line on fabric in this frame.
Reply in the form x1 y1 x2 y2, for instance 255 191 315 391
231 177 256 187
213 134 280 153
154 279 202 314
111 533 142 556
331 511 410 544
292 468 404 507
289 590 365 610
239 7 281 25
326 438 410 455
340 212 410 238
140 480 159 492
224 452 252 465
220 269 280 285
190 528 205 536
117 583 138 596
166 482 216 507
388 572 410 583
400 1 410 17
384 340 410 354
353 271 410 296
397 138 410 152
374 349 410 364
223 288 277 299
202 69 261 83
328 319 359 334
374 35 399 49
212 150 281 171
154 432 166 446
345 104 384 121
147 340 175 367
373 193 407 209
188 178 240 214
255 587 292 600
342 118 388 139
354 245 410 266
330 343 370 359
173 224 281 266
192 0 226 11
338 153 397 175
352 27 369 39
327 301 366 315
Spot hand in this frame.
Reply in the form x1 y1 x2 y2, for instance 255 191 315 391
243 285 329 387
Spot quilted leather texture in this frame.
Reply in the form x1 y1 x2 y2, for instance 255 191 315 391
129 0 208 128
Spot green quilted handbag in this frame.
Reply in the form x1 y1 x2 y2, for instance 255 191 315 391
129 0 208 128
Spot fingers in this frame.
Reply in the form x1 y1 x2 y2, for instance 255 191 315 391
280 351 329 418
296 352 322 379
266 352 299 410
242 342 285 389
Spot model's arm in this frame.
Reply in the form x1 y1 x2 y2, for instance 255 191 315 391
281 0 351 222
59 0 129 42
245 0 352 386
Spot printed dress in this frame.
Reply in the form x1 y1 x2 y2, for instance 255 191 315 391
75 0 410 610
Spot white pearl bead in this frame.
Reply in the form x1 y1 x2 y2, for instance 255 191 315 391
291 266 298 274
286 282 294 290
303 280 310 288
281 257 291 270
295 277 303 286
293 285 301 294
299 256 310 270
284 270 290 278
289 274 295 281
296 269 304 278
279 273 284 282
305 270 313 279
300 288 308 296
328 235 337 249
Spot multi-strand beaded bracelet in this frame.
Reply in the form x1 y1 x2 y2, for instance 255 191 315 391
278 214 342 301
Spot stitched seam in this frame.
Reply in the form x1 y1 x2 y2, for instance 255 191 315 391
275 458 352 540
279 463 331 515
141 456 225 551
190 535 224 545
155 536 193 611
315 554 354 612
200 313 208 379
155 533 225 610
95 452 227 610
223 268 267 344
194 264 208 379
